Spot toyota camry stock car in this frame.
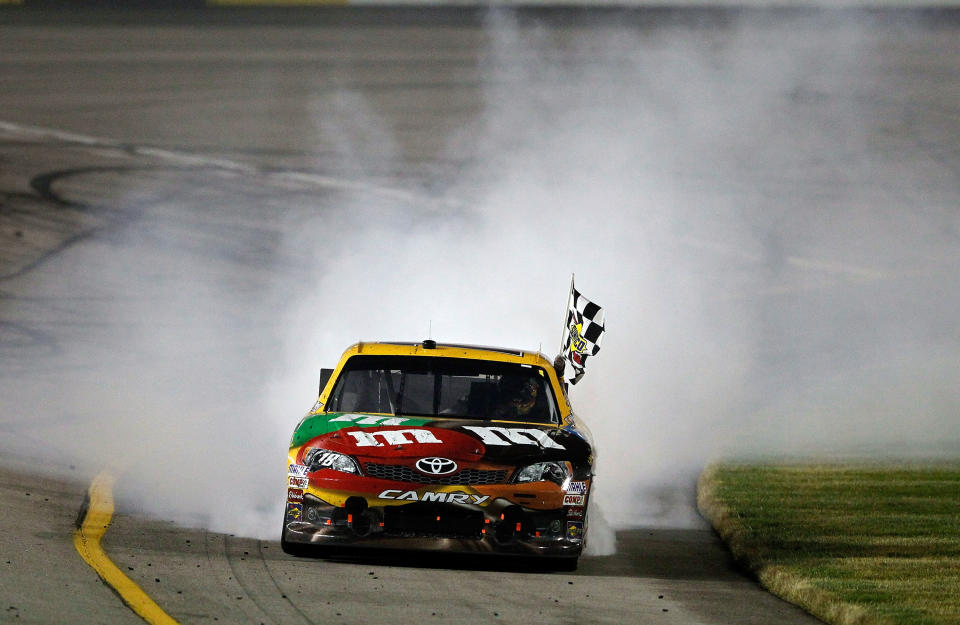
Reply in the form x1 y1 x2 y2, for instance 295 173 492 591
281 340 595 567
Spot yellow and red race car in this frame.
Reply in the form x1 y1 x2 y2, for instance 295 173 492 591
281 340 595 568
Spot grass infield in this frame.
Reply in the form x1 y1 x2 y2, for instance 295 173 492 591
698 463 960 625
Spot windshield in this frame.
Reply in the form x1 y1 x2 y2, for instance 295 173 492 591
326 356 559 424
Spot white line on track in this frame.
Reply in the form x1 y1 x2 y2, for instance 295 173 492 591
0 119 452 207
3 118 893 287
678 234 890 281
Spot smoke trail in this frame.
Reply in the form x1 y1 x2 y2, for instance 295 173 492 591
278 10 960 533
2 10 957 548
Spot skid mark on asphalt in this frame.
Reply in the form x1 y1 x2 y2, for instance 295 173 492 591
201 529 273 624
0 119 449 207
0 319 60 356
253 539 319 625
0 118 453 291
224 534 314 625
199 530 316 625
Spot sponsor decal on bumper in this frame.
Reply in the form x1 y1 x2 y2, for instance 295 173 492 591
377 489 490 505
288 463 309 477
562 494 585 506
286 502 303 521
566 506 585 519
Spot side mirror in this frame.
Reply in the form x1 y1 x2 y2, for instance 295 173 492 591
318 368 334 397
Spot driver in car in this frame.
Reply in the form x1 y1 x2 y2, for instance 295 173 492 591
496 376 540 420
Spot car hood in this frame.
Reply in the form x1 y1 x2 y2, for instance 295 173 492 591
291 411 590 464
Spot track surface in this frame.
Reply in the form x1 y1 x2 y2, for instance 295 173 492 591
1 464 818 624
2 9 958 625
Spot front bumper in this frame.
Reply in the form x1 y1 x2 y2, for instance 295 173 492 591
283 494 585 557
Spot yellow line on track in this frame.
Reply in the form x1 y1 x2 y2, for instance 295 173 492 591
73 470 179 625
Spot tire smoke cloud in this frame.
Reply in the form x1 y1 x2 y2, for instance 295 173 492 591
281 11 960 532
2 11 957 548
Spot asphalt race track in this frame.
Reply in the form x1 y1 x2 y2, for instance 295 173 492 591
2 8 958 625
2 463 823 625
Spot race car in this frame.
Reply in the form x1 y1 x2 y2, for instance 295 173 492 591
281 340 595 568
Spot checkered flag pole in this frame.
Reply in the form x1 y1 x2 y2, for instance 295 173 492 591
558 275 605 385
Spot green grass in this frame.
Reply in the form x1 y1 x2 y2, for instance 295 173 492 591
698 463 960 625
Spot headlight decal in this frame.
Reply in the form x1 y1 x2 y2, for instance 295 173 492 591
303 448 362 475
513 461 570 486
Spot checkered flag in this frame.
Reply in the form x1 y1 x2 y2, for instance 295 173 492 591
559 279 605 385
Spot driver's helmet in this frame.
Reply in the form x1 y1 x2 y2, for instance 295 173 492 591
499 375 539 416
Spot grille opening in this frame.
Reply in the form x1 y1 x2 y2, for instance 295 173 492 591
365 463 508 485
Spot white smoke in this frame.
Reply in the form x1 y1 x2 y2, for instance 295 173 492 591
2 10 957 549
276 10 960 532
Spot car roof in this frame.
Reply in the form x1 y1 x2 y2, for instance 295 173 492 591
340 341 556 368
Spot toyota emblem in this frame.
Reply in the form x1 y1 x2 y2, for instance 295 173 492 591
415 457 458 475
